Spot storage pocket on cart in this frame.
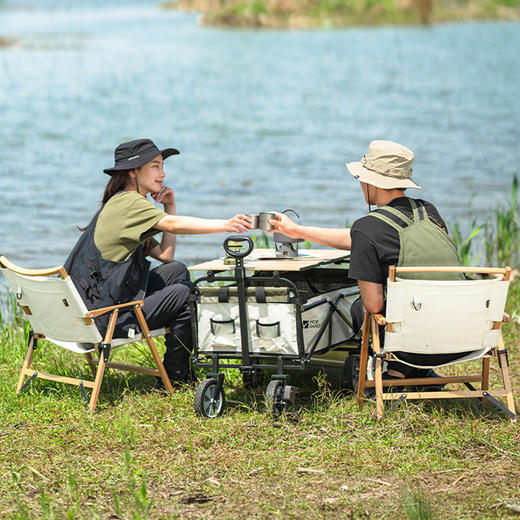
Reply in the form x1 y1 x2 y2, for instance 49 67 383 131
256 320 280 339
211 318 236 336
198 305 240 352
249 304 298 355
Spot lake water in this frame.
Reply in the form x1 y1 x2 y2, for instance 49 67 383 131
1 0 519 281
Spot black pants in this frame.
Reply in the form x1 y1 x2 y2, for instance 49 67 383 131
350 296 467 376
116 261 193 381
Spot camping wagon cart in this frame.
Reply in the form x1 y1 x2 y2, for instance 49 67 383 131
188 236 361 418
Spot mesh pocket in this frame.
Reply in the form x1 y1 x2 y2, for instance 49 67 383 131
210 318 235 335
256 320 280 339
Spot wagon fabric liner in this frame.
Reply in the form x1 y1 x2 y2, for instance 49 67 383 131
196 282 358 357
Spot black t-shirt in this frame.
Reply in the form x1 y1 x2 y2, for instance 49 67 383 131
348 197 447 284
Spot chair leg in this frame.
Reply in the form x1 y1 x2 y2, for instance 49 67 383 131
89 348 107 414
89 310 118 414
16 331 36 393
497 334 516 423
481 356 490 403
85 352 96 376
371 316 384 419
357 311 370 407
134 306 174 394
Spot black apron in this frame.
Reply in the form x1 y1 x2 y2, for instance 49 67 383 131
64 209 150 336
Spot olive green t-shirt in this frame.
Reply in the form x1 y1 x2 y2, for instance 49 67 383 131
94 191 167 261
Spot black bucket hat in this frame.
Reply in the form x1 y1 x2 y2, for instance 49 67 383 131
103 138 180 175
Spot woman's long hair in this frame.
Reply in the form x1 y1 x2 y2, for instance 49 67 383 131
102 170 131 205
78 170 132 230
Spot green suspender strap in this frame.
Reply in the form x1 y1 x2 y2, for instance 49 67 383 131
369 198 464 280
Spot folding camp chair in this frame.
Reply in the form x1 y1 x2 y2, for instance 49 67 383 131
0 255 174 413
357 266 516 423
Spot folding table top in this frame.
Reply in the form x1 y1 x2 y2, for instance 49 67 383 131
188 248 350 272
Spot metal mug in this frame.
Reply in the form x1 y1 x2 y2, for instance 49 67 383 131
246 214 259 228
258 212 276 231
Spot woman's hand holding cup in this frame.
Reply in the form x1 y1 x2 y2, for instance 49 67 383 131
225 214 253 233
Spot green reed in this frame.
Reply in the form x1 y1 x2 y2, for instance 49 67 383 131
451 219 484 266
250 230 270 248
450 175 519 268
483 174 519 267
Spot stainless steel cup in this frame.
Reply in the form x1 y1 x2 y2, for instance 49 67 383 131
258 212 276 231
246 214 259 228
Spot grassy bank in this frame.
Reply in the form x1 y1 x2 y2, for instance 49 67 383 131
0 37 17 48
0 279 519 518
162 0 520 28
1 179 519 518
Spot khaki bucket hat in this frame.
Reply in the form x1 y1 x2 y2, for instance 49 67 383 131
346 140 421 190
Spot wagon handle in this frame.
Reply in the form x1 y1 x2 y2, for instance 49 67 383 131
223 236 254 258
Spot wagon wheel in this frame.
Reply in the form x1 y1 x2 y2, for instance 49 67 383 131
265 380 285 417
194 378 225 418
343 354 360 392
242 368 265 389
343 354 374 398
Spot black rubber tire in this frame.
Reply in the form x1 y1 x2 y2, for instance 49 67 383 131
343 354 375 398
194 379 225 419
242 368 265 389
343 354 360 392
265 380 284 417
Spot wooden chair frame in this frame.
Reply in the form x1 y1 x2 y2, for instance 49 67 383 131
1 256 174 413
357 266 516 423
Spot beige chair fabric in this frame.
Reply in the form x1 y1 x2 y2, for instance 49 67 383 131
2 269 102 347
384 275 509 366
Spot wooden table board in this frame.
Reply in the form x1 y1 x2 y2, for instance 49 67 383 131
188 249 350 272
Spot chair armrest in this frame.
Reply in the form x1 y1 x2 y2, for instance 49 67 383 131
86 300 145 319
372 313 387 326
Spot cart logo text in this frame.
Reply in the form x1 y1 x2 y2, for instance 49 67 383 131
303 319 320 329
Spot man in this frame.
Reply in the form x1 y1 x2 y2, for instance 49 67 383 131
270 140 463 382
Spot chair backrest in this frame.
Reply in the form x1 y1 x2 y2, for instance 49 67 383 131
0 256 102 346
384 267 510 357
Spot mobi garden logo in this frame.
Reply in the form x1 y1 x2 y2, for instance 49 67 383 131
302 319 320 329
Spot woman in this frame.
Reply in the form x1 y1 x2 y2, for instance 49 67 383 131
65 138 251 384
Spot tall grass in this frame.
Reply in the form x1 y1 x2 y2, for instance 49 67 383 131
118 417 153 520
451 175 519 268
484 175 519 267
451 219 483 266
401 487 435 520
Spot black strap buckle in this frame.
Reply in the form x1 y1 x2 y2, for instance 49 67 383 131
496 349 509 368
